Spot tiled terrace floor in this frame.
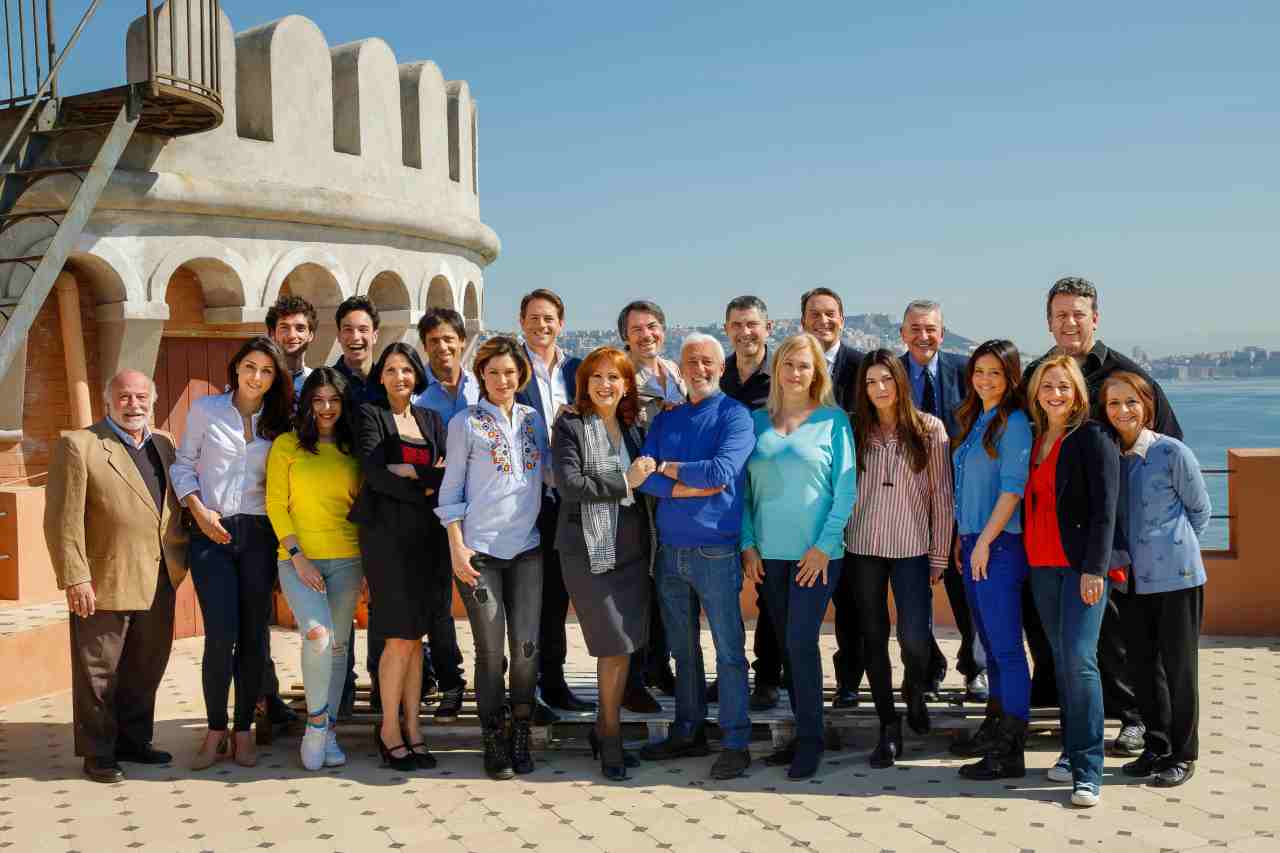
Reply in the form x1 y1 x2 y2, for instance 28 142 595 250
1 624 1277 853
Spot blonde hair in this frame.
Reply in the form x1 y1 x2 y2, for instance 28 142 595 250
1026 354 1089 435
766 333 834 417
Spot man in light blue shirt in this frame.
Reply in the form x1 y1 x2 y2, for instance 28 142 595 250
413 308 479 424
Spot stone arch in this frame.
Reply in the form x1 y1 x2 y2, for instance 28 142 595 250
2 231 142 306
424 274 454 310
262 247 350 310
148 238 251 307
355 256 413 310
462 280 481 334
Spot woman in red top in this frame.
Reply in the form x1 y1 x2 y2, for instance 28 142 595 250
1024 354 1122 809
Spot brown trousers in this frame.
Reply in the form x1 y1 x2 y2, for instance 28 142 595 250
70 567 176 758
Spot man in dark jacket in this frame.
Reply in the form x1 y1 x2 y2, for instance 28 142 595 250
1021 276 1182 756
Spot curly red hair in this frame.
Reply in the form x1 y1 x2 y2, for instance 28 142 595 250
574 346 640 426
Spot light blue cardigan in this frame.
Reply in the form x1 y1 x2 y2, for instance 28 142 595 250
1121 431 1211 594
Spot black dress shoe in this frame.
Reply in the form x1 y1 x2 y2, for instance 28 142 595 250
705 678 719 704
83 757 124 783
533 698 561 725
1153 760 1195 788
647 666 676 697
115 744 172 765
1122 749 1169 778
622 684 662 714
831 687 859 709
542 685 597 712
639 728 711 761
905 689 931 735
787 739 823 780
749 683 780 712
710 748 751 780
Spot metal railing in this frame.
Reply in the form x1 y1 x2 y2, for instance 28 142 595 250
143 0 220 105
1 0 57 109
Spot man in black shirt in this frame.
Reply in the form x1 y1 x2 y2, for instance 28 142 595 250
1021 276 1182 756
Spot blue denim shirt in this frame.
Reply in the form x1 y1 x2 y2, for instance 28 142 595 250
1121 430 1210 594
412 363 480 425
952 408 1033 536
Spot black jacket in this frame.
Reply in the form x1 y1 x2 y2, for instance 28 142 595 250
831 342 865 411
550 411 647 557
1027 420 1127 577
347 401 448 527
1023 342 1182 440
516 351 582 426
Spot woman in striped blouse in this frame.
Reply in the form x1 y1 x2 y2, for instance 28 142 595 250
845 349 955 769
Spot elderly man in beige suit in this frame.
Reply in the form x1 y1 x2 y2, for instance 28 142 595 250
44 369 189 783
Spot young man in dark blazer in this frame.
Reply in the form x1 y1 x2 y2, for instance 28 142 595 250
515 289 594 716
799 287 866 707
898 300 988 704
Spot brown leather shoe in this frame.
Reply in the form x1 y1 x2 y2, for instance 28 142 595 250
191 729 230 770
232 731 257 767
83 757 124 783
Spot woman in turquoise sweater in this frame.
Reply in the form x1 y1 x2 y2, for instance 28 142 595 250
741 333 857 779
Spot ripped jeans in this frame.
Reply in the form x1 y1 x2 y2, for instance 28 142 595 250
456 547 544 722
276 557 364 722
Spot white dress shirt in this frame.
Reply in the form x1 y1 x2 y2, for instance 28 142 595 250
170 392 272 517
525 343 569 425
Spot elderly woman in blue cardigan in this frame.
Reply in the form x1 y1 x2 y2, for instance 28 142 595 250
1103 371 1210 789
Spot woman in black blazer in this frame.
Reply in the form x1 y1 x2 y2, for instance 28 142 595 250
350 343 448 772
551 347 656 780
1022 354 1123 809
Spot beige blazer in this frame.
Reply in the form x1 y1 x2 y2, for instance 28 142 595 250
44 420 190 611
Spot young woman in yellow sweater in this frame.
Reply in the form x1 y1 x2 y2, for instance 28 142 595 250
265 368 364 771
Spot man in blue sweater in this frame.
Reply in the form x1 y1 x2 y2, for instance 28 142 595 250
636 333 757 779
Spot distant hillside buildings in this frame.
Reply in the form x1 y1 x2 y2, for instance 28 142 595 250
1148 346 1280 380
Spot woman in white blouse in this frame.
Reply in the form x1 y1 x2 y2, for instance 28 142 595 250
171 336 294 769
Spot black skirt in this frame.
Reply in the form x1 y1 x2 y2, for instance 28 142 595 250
359 501 448 640
560 501 652 657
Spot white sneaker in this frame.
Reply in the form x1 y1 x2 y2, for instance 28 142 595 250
1047 753 1072 783
300 724 327 771
324 728 346 767
1071 782 1101 807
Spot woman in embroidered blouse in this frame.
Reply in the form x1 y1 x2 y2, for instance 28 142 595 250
265 368 363 772
740 334 857 780
551 346 657 780
947 340 1035 780
352 343 448 772
845 348 954 769
1103 371 1210 789
171 336 293 770
437 336 550 781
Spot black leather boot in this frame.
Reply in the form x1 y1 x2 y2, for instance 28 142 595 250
959 715 1027 780
869 718 903 769
510 711 535 775
483 714 515 780
951 711 1002 757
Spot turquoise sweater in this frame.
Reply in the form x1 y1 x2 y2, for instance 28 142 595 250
741 406 857 560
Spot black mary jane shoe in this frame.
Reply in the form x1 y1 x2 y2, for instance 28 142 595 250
374 724 416 771
589 727 640 767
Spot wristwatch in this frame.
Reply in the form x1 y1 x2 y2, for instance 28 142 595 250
287 545 302 558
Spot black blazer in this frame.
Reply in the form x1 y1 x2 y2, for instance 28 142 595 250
831 342 865 411
1027 420 1127 577
550 410 646 556
516 352 582 427
899 351 967 439
347 401 448 526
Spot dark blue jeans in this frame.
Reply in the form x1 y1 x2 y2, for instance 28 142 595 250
656 543 751 749
961 532 1031 721
1029 567 1108 788
760 557 842 743
188 515 278 731
848 553 933 724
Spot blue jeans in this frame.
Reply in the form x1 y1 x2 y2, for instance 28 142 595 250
961 532 1031 721
848 553 933 724
760 557 842 743
656 543 751 749
277 557 364 723
1030 567 1108 788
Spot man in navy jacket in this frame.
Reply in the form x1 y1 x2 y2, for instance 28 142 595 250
515 289 593 715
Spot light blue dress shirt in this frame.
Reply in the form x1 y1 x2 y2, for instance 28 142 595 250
435 399 550 559
412 363 480 425
952 407 1033 536
170 392 272 518
105 416 152 449
907 352 939 410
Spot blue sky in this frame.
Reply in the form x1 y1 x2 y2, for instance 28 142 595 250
53 1 1280 355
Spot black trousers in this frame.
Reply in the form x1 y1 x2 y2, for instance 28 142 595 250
70 569 175 757
537 496 572 688
1125 585 1202 762
630 575 671 688
1024 580 1145 725
831 550 866 690
926 564 986 684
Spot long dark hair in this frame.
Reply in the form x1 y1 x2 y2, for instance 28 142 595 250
954 339 1024 459
227 336 293 441
852 348 929 474
294 368 356 455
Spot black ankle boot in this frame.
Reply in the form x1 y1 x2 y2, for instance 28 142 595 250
869 718 903 769
510 713 535 775
951 711 1002 757
483 715 515 780
959 715 1027 780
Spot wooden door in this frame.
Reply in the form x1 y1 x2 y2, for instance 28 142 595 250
153 336 250 639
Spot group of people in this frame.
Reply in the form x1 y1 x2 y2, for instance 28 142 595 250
44 276 1211 810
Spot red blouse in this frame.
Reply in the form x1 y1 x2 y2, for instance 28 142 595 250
1024 434 1070 568
399 440 434 467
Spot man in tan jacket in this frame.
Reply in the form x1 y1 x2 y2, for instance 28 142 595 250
44 370 189 782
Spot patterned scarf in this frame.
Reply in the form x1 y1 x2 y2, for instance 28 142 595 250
580 414 622 574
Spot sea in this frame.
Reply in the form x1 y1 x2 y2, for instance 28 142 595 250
1163 378 1280 549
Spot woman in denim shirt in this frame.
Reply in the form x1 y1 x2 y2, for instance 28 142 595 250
436 336 550 781
948 340 1034 780
171 337 293 769
1103 371 1210 789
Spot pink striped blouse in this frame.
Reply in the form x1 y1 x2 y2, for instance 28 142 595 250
845 413 955 570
